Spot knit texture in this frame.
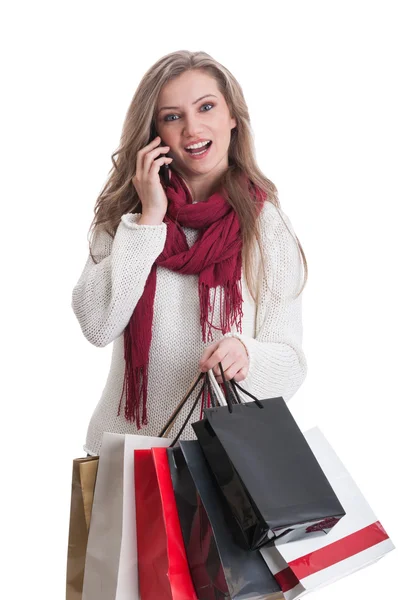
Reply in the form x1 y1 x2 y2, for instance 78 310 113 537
71 201 308 456
118 170 253 429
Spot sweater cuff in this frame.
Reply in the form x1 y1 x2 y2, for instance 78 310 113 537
121 212 167 231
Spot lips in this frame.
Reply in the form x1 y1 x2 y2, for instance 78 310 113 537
184 140 212 153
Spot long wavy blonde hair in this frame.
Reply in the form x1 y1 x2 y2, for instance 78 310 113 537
87 49 308 302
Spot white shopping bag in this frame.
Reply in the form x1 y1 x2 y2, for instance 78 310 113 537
260 427 395 600
82 432 171 600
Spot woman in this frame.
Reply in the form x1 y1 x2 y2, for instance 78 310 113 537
71 50 308 457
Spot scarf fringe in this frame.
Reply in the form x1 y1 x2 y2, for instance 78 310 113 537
117 331 148 428
199 278 244 343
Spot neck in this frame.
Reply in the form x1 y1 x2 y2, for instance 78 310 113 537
174 168 225 203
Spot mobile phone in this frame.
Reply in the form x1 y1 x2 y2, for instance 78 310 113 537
150 125 171 186
159 162 171 187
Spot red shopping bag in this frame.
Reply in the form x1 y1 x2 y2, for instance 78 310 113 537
135 446 197 600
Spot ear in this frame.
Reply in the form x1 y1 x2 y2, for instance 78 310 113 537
230 116 237 130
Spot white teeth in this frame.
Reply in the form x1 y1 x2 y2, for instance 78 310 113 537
185 140 211 150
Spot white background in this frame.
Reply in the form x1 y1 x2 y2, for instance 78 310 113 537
1 1 397 598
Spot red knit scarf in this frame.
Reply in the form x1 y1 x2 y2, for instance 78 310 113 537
118 170 266 427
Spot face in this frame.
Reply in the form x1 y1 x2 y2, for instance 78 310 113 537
154 70 237 180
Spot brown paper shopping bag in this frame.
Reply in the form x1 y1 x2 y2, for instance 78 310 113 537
66 456 99 600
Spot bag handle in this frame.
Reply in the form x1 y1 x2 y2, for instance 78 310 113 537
158 371 205 438
207 368 228 407
158 370 220 443
208 366 244 410
170 377 207 446
218 362 264 409
158 361 259 445
170 370 226 445
203 370 220 409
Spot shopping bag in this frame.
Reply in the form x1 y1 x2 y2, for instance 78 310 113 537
260 427 395 600
168 440 284 600
66 456 99 600
135 446 197 600
82 432 171 600
192 376 345 550
82 371 206 600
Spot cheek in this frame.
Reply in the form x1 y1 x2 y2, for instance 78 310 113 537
213 112 232 132
161 131 180 151
214 126 233 147
156 122 172 142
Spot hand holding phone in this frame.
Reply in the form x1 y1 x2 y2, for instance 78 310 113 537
132 135 173 224
151 125 172 186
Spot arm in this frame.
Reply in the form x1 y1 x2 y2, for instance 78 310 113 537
71 213 167 347
225 203 308 402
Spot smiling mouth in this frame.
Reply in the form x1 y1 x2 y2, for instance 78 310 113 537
184 141 212 155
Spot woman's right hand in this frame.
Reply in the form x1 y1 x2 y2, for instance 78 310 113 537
132 136 173 225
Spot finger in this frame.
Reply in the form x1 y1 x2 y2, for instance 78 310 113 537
137 135 161 156
149 155 174 178
232 365 249 383
199 341 220 371
136 137 169 177
212 353 234 379
201 345 230 373
221 359 247 382
136 136 161 174
215 363 246 385
143 146 170 177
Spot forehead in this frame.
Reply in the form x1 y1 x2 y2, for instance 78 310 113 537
156 70 219 107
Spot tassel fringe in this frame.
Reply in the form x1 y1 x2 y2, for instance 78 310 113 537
117 324 149 428
199 277 244 343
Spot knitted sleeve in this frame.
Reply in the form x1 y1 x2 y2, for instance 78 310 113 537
71 213 167 347
224 203 308 402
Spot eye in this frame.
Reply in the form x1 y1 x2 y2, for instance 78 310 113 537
163 103 214 122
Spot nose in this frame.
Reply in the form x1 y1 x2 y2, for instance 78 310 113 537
182 112 205 139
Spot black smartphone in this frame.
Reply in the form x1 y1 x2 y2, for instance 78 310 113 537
150 124 171 186
159 160 171 187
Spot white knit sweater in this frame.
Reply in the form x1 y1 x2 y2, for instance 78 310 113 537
71 200 307 456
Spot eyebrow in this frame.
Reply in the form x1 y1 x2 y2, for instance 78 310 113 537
157 94 218 114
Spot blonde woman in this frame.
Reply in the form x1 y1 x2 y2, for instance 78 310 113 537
71 50 308 457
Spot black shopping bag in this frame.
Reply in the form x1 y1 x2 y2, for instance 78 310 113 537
192 374 345 551
168 441 283 600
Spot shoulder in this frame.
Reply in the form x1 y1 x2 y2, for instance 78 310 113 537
256 201 303 294
257 201 298 247
89 225 114 261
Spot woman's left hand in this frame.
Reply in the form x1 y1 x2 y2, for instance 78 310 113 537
199 337 249 383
